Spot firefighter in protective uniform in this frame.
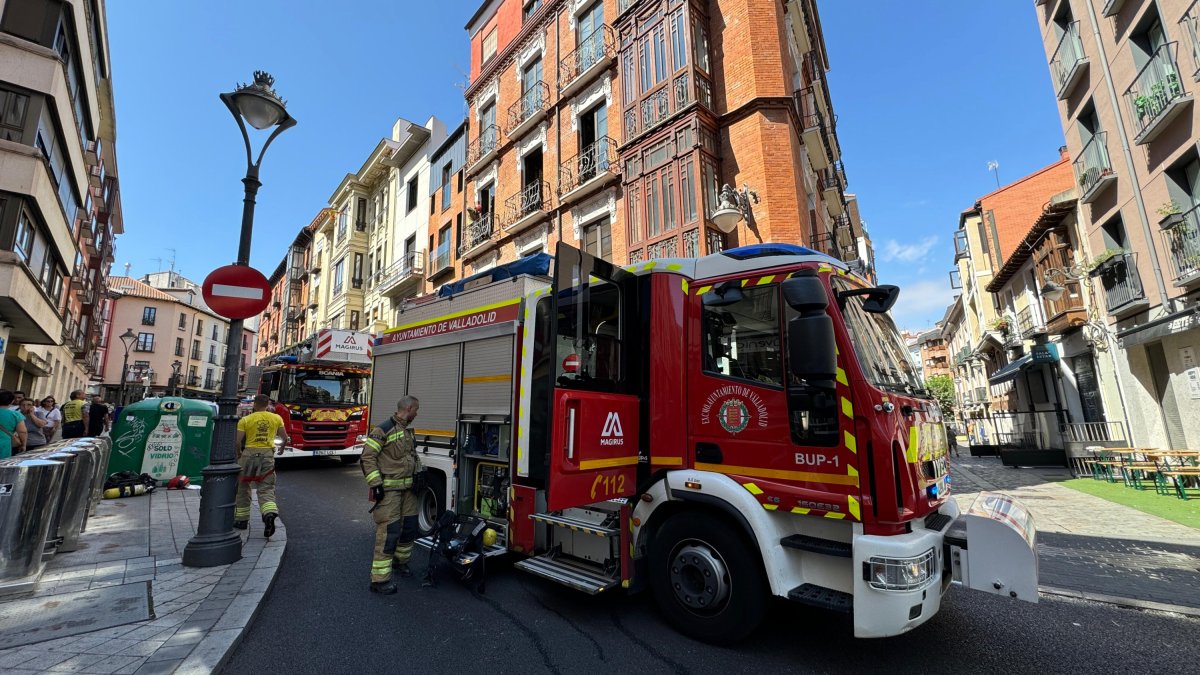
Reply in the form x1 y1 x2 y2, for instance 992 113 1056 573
362 395 422 594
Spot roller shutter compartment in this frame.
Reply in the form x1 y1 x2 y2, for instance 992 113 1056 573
406 344 462 440
461 336 515 416
369 352 408 427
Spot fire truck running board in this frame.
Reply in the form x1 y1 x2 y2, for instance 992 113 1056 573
515 555 620 594
787 583 854 614
413 536 508 558
529 513 618 537
780 534 852 558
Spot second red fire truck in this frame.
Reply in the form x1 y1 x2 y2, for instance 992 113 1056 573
370 244 1038 641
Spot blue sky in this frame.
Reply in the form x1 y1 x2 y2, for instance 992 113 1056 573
108 1 1066 331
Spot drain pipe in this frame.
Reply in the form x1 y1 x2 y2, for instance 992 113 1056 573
1082 0 1170 310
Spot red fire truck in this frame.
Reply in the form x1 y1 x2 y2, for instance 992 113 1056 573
258 329 373 462
370 244 1038 641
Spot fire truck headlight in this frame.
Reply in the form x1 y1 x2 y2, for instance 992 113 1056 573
866 548 937 591
348 411 363 421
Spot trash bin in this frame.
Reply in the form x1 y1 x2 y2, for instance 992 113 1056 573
63 438 111 521
31 448 92 554
0 457 66 595
107 398 215 483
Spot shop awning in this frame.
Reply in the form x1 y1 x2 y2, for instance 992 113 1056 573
989 354 1032 384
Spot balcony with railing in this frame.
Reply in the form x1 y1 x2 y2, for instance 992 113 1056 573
821 164 844 216
466 125 501 173
560 24 615 98
1073 131 1116 203
459 213 496 259
833 213 854 248
1043 277 1087 335
794 86 839 170
429 245 453 279
560 137 619 204
508 82 550 140
1017 304 1046 337
1162 203 1200 286
809 231 837 257
378 251 427 299
1124 42 1192 145
1094 251 1147 317
504 181 551 235
1050 22 1089 100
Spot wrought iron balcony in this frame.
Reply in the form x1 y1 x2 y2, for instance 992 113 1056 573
1074 131 1116 203
794 87 838 170
1163 203 1200 286
508 82 549 139
821 164 844 216
459 212 496 259
378 251 427 299
559 24 615 98
504 181 551 234
1124 42 1191 145
559 136 619 203
466 125 501 173
809 231 837 257
1091 251 1148 317
1050 21 1088 100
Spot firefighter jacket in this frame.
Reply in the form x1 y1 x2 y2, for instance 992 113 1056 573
362 414 421 491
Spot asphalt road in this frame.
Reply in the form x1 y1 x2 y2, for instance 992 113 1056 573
228 458 1200 674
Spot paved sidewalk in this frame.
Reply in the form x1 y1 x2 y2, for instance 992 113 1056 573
950 456 1200 610
0 489 286 674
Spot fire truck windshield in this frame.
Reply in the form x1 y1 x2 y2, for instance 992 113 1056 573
280 369 367 406
832 278 925 395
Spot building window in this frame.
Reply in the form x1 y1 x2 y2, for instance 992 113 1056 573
583 218 612 261
337 206 348 240
350 310 361 331
35 107 81 223
482 28 498 65
523 0 542 23
627 185 641 245
1 0 62 45
175 337 184 357
0 86 30 142
196 318 203 336
692 14 710 73
191 340 200 360
352 253 364 288
178 313 187 329
142 307 156 325
333 258 345 295
442 162 453 211
407 176 419 213
135 332 155 352
212 324 219 341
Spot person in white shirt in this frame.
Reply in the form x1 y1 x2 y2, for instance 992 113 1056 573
35 396 62 443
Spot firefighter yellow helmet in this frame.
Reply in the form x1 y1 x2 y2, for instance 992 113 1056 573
482 528 498 547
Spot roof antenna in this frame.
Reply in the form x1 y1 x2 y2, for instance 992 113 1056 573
987 160 1000 189
124 262 132 277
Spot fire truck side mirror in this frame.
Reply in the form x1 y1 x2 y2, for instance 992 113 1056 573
700 280 745 307
781 276 837 383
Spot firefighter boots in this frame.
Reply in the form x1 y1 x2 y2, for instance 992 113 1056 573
233 520 248 530
263 513 277 539
393 562 412 578
370 580 397 595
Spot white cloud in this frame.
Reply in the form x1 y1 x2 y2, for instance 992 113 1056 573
889 278 958 331
881 236 938 263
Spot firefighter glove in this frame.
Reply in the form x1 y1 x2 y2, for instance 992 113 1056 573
371 485 385 503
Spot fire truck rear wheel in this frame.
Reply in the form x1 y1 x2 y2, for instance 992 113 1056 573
650 512 767 644
416 473 446 536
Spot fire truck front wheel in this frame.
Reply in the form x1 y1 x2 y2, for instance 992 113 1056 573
650 512 767 644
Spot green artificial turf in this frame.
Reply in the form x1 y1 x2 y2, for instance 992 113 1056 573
1061 478 1200 530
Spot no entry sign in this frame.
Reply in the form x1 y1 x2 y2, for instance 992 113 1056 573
202 265 271 320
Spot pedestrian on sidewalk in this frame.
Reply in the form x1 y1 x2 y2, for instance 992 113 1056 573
87 395 111 437
362 396 422 595
234 394 289 537
20 398 49 452
947 424 961 458
0 390 28 459
36 396 61 442
61 390 89 439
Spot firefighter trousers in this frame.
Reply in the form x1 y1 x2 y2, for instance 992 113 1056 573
235 451 278 522
371 488 419 583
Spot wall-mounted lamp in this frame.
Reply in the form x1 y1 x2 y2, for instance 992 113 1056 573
711 184 760 233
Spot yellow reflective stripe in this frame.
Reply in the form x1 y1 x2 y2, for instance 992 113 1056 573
364 470 381 483
743 482 764 495
841 397 853 419
763 504 779 511
463 374 511 383
824 512 846 520
907 426 919 463
696 285 712 296
844 431 857 454
791 507 810 515
385 298 521 333
644 261 657 270
413 429 455 437
260 502 277 511
847 495 861 520
818 265 833 273
371 560 392 569
651 456 684 466
741 278 752 287
364 438 382 451
383 478 412 487
681 279 689 295
695 462 859 486
579 456 638 470
836 367 848 386
757 275 775 285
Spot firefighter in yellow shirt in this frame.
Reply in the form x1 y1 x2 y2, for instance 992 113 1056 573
234 394 290 537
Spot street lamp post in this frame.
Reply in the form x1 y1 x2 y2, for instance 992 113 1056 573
171 360 182 397
117 328 137 406
184 71 296 568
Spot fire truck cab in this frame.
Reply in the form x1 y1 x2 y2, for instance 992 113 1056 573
370 243 1038 641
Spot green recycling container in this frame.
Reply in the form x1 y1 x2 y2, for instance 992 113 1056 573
107 398 215 484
